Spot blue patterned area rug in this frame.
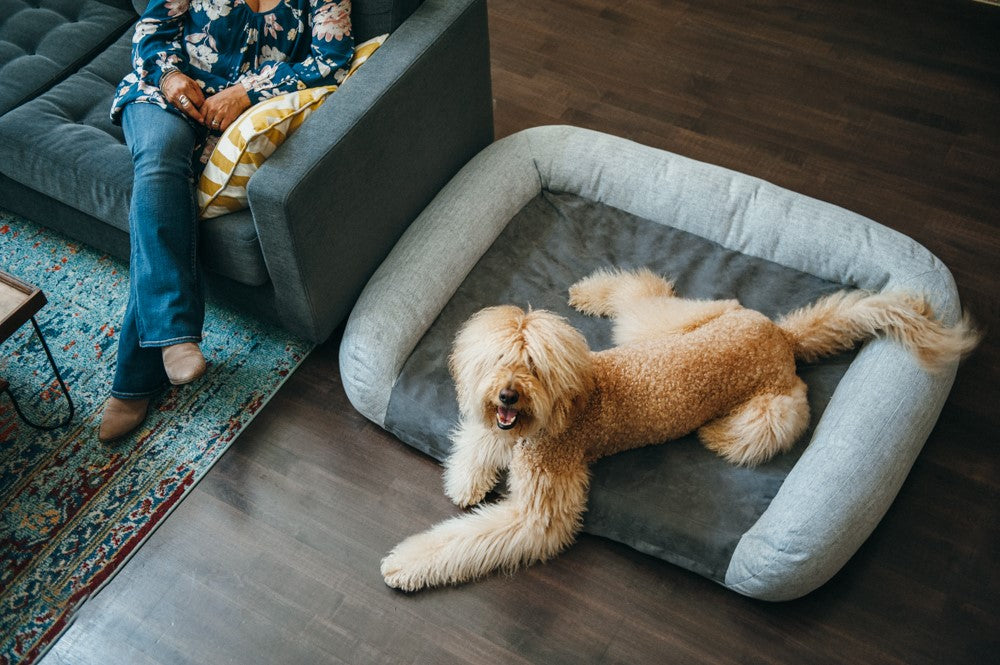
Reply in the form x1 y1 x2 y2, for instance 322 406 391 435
0 211 312 664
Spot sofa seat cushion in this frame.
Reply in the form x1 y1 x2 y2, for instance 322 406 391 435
0 0 135 115
340 125 965 600
198 208 269 286
0 29 269 286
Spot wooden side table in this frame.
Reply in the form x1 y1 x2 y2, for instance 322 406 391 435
1 270 74 430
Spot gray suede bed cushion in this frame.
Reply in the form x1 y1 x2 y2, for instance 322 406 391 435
385 190 854 584
340 126 962 601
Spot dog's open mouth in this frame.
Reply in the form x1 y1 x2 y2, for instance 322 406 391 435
496 406 519 430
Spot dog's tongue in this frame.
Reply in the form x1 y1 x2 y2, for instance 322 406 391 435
497 406 517 427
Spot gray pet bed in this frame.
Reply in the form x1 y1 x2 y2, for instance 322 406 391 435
339 126 962 601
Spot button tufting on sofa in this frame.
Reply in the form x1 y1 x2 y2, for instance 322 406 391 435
3 8 68 54
0 0 135 115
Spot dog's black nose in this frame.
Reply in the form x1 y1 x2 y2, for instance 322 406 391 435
499 388 519 405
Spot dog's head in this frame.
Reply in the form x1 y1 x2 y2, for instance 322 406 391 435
449 306 593 439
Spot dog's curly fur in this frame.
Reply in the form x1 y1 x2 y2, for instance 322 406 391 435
381 268 980 591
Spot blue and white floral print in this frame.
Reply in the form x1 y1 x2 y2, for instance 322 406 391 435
110 0 354 124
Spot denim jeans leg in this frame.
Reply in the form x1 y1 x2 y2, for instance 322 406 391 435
123 103 205 345
111 279 169 399
111 103 205 398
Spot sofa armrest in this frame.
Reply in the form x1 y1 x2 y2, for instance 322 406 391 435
247 0 494 343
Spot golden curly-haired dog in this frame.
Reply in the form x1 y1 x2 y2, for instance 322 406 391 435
381 268 978 591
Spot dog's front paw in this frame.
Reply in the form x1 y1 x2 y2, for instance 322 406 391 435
381 532 447 591
443 465 492 508
444 478 488 509
381 550 430 592
446 488 487 509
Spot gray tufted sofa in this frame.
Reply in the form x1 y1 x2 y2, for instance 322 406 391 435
0 0 493 343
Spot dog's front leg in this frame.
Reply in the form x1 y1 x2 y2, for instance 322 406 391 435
443 420 513 508
382 457 590 592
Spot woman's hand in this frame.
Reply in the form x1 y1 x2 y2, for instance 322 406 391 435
160 70 206 124
201 85 252 133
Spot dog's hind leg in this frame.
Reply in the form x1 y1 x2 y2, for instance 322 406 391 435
568 267 675 317
382 459 590 591
569 269 741 344
443 420 514 508
611 297 741 345
698 378 810 466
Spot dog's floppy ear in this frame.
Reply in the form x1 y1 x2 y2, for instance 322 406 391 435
449 306 526 417
521 309 593 435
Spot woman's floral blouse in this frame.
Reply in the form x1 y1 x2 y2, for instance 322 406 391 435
111 0 354 124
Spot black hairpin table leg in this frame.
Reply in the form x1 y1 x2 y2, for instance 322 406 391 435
1 317 75 431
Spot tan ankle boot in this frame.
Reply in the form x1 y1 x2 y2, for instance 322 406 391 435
162 342 206 385
99 397 149 443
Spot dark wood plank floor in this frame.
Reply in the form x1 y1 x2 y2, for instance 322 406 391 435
43 1 999 663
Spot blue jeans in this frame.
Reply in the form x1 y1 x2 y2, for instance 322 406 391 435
111 103 205 399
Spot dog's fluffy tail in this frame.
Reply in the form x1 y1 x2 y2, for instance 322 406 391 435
776 290 980 372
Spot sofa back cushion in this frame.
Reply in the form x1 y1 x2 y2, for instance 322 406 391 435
0 0 136 115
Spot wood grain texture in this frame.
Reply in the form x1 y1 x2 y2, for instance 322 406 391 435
42 1 999 663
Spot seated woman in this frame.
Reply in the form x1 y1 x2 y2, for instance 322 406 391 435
100 0 354 442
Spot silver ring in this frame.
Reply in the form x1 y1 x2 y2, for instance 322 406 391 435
212 120 220 128
178 94 190 107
